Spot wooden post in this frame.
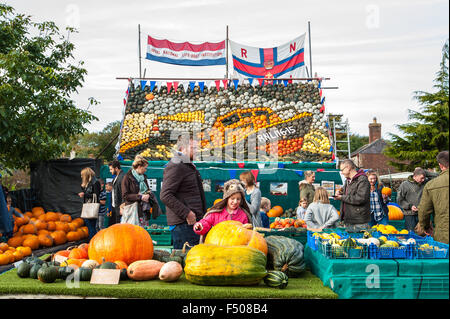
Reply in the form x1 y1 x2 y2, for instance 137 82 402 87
226 25 229 79
138 24 142 78
308 21 312 78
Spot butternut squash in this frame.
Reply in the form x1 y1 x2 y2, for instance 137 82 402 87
159 261 183 282
127 260 164 281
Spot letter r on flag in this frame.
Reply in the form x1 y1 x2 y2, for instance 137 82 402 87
241 48 247 58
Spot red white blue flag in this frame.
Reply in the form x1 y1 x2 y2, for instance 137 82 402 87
229 34 306 79
146 35 226 66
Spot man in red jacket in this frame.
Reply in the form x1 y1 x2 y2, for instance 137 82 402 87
334 159 371 233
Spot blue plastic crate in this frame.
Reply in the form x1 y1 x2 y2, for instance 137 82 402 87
307 230 347 251
414 240 449 259
318 239 368 259
368 243 414 259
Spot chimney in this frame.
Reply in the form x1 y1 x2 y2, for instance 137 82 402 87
369 117 381 143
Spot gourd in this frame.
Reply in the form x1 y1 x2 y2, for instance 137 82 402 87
29 263 43 279
81 259 100 269
159 261 183 282
127 260 165 281
342 237 357 250
58 266 75 280
265 236 305 278
37 265 59 283
264 270 289 289
88 224 154 265
76 267 93 281
99 260 118 269
17 262 32 278
204 220 268 255
184 244 267 286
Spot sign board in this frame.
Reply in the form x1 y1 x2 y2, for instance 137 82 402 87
90 269 121 285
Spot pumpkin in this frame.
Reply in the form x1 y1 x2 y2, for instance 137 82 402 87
0 254 10 265
76 228 85 239
127 260 165 281
34 220 47 231
2 250 15 263
66 231 81 242
88 223 154 265
81 259 100 269
17 261 32 278
159 261 183 282
264 270 289 289
75 267 93 281
60 214 72 223
267 206 283 218
381 187 392 197
50 230 67 245
68 222 78 231
47 221 57 231
38 214 47 222
14 217 28 228
55 222 71 233
31 206 45 217
78 243 89 255
114 260 128 270
58 266 75 280
22 235 40 250
16 246 32 257
145 93 154 100
12 250 24 262
38 229 50 236
388 205 404 220
37 265 59 283
60 258 87 267
68 247 88 260
204 220 268 255
29 263 43 279
38 234 54 247
0 242 9 252
52 250 70 260
99 259 118 269
184 244 267 286
265 236 305 278
72 218 84 228
45 212 59 222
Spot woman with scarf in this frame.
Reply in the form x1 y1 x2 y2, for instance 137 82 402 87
121 155 160 226
367 170 390 226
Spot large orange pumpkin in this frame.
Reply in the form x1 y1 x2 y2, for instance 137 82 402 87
88 223 154 265
204 220 268 255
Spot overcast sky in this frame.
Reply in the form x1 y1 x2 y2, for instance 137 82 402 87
6 0 449 139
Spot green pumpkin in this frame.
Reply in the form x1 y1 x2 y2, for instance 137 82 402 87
29 263 43 279
58 266 75 280
24 256 44 266
99 261 118 270
264 270 289 289
37 266 59 283
120 268 129 281
265 236 305 278
17 262 32 278
76 267 93 281
342 237 357 250
152 249 171 262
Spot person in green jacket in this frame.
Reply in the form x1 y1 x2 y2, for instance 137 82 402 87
299 171 316 206
416 151 449 244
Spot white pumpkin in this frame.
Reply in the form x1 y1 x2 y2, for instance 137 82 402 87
81 259 100 269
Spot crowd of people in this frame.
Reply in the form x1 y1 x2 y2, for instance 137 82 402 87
1 138 448 248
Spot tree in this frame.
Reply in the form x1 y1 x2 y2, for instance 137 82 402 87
0 4 98 170
67 121 121 161
384 39 449 171
328 114 370 155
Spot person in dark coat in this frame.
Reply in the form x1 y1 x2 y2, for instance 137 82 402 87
160 135 206 249
334 159 371 233
78 167 100 240
121 155 160 226
108 160 126 226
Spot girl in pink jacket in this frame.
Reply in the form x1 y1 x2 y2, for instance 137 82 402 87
194 179 252 236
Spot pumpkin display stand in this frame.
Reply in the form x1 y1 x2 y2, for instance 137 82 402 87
0 253 337 299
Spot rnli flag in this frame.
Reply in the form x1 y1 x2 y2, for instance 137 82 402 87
229 34 306 79
146 35 226 66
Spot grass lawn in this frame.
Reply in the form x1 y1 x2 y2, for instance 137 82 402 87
0 256 337 299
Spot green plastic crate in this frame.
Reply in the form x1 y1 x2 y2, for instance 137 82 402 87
145 227 172 246
149 214 168 226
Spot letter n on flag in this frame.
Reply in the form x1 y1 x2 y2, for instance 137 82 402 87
229 33 306 79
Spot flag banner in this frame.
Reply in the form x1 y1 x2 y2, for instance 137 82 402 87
150 81 156 92
222 79 228 90
146 35 226 66
215 80 221 91
229 33 306 79
189 81 196 92
233 79 239 88
198 81 205 92
140 80 147 90
248 78 254 86
167 82 173 93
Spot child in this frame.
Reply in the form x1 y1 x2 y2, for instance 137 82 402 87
97 179 107 232
194 179 252 236
259 197 271 228
103 182 113 229
296 198 308 220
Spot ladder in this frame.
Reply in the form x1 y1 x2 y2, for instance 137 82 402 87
328 114 351 160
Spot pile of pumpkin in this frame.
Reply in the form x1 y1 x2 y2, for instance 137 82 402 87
14 221 307 290
0 207 88 266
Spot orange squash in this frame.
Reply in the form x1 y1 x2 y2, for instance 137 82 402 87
50 230 67 245
127 260 164 281
22 223 37 235
114 260 128 270
7 236 23 248
16 246 32 257
88 223 154 265
72 218 84 228
34 220 47 231
68 247 88 259
32 206 45 216
381 187 392 197
38 234 54 247
60 214 72 223
66 231 81 242
12 250 24 262
204 220 268 255
45 212 59 222
388 205 404 221
47 221 57 231
0 242 9 252
267 206 283 218
55 222 70 233
22 235 40 250
0 253 11 265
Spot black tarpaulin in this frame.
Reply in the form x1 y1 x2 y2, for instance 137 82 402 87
30 158 103 218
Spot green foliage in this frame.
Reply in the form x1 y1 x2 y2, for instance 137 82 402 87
384 39 449 171
67 121 121 161
0 4 98 170
349 134 369 154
